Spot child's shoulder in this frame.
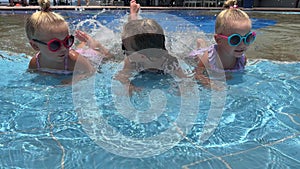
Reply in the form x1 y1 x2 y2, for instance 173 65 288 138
166 54 179 63
198 52 210 68
69 49 80 61
28 55 37 69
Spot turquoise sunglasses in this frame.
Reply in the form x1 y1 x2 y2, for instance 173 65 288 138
217 32 256 47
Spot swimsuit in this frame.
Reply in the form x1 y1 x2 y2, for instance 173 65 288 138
34 48 101 75
76 48 102 66
189 44 246 73
35 52 73 75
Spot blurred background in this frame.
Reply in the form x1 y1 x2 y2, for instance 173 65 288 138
0 0 299 8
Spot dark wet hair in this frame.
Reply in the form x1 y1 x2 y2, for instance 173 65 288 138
121 19 166 52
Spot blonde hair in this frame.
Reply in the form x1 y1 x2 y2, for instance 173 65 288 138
25 0 67 40
121 19 166 52
215 0 251 34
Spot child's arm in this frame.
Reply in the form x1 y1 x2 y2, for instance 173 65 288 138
114 57 134 84
196 38 207 49
193 38 208 63
61 50 96 85
193 53 213 87
75 30 112 59
194 62 211 87
114 58 141 95
194 55 225 91
28 56 37 70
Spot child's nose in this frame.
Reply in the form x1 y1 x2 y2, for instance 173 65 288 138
60 44 68 51
239 39 247 46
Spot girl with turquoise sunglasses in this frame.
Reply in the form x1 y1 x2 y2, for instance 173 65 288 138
189 0 256 86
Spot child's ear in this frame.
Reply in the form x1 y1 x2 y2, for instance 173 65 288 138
29 41 40 51
214 34 221 44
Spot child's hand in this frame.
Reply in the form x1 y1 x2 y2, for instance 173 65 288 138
196 38 207 49
75 30 111 58
75 30 99 50
75 30 90 43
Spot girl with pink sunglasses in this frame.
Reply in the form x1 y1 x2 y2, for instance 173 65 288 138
25 0 97 81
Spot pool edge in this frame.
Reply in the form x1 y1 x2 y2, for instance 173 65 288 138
0 6 300 12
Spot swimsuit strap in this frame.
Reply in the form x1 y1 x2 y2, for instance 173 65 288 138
35 52 41 69
232 55 246 71
64 54 68 70
35 52 69 71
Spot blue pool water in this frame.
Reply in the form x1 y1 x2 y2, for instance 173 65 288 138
64 10 277 33
1 10 300 169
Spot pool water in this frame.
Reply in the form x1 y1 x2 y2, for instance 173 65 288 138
1 51 300 168
1 10 300 168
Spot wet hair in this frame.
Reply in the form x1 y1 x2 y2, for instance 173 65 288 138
121 19 166 52
25 0 67 40
215 0 251 34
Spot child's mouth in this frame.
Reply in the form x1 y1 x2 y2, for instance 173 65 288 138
235 49 244 53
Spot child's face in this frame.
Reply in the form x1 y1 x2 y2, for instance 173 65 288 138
127 51 165 71
128 53 150 66
216 20 252 58
33 24 71 62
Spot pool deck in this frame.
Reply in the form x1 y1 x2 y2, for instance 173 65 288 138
1 5 300 12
